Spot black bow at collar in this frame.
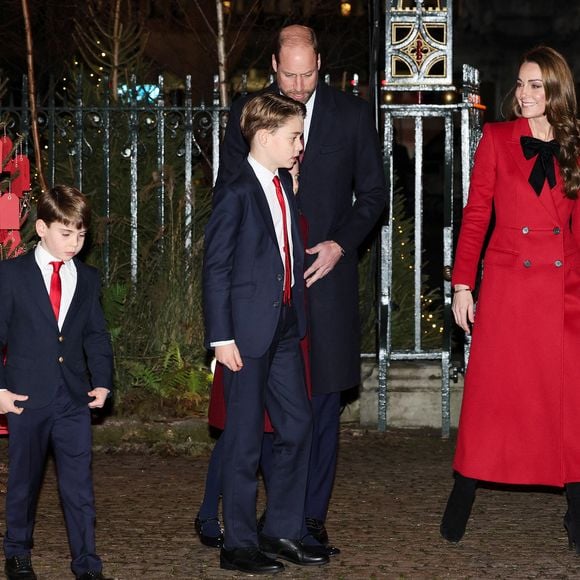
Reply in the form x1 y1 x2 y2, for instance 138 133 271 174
520 135 560 196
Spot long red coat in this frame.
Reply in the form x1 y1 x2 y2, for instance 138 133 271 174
452 117 580 486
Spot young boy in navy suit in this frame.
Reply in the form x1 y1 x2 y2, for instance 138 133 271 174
203 93 328 574
0 185 113 580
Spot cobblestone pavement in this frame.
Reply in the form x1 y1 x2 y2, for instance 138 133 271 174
2 426 580 579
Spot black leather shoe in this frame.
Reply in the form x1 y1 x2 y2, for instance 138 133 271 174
220 547 284 574
259 534 330 566
195 516 224 548
300 533 340 557
305 517 329 545
4 556 37 580
76 572 111 580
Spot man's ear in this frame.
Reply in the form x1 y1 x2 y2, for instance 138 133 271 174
271 54 278 73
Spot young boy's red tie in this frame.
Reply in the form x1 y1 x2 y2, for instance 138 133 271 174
49 261 64 320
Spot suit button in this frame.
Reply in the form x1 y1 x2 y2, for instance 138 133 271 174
523 260 532 268
555 260 563 267
553 227 561 235
272 301 280 308
276 273 283 281
58 335 64 342
58 356 64 363
522 226 529 234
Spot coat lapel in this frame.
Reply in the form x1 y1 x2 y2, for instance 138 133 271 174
300 82 336 170
21 251 58 328
242 161 279 247
62 258 86 331
507 117 559 223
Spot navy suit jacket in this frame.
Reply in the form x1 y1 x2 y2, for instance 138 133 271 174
203 161 306 358
216 81 387 393
0 251 114 409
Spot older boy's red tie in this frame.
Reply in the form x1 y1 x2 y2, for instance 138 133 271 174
272 176 292 305
49 261 64 320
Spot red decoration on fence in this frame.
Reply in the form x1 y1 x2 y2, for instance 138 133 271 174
1 134 31 434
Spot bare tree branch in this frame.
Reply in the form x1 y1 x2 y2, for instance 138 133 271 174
21 0 48 193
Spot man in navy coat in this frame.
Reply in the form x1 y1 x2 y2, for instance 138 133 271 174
216 25 387 551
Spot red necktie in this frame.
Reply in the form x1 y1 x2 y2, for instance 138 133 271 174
49 261 64 320
273 176 292 305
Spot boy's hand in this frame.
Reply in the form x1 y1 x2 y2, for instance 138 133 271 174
0 390 29 414
88 387 109 408
215 343 243 372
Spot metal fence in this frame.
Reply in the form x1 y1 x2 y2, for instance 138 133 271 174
1 73 229 283
0 70 482 436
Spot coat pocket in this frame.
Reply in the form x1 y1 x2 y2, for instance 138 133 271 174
483 247 519 267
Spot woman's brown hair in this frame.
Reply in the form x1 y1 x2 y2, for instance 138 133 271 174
510 46 580 199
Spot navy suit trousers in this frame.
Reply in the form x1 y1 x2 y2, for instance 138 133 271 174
4 385 101 575
304 391 341 521
221 305 313 548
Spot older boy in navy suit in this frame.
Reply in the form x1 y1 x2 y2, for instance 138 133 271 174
0 185 113 580
203 93 329 574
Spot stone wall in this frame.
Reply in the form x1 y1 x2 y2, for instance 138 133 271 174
342 360 464 430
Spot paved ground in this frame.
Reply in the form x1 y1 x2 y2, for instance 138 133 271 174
1 425 580 579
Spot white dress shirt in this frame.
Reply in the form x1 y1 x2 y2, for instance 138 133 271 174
35 242 77 331
303 90 316 146
210 155 295 348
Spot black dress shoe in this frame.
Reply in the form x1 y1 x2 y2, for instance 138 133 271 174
305 517 329 545
301 540 341 558
220 547 284 574
5 556 37 580
195 516 224 548
76 572 111 580
259 534 330 566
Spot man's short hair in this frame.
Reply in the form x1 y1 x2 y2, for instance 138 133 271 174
273 24 319 64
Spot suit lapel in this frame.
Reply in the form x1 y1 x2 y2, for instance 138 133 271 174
243 161 279 246
62 258 86 330
21 251 58 327
300 82 336 170
508 118 559 222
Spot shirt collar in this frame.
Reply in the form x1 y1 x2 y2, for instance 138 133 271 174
247 154 278 192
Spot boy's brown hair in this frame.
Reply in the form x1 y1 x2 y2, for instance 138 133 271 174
240 93 306 145
36 185 91 229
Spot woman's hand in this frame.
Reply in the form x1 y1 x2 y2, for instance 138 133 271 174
452 286 475 334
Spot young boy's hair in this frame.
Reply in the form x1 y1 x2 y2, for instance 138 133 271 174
240 93 306 145
36 184 91 230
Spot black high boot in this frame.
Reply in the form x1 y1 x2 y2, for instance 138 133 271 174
565 483 580 554
440 472 477 543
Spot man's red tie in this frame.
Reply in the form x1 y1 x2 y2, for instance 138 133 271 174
273 176 292 305
49 261 64 321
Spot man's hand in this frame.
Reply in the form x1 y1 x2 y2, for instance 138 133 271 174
304 240 344 288
215 343 243 372
88 387 109 408
0 390 29 414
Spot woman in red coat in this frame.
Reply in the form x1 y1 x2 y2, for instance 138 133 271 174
441 46 580 549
